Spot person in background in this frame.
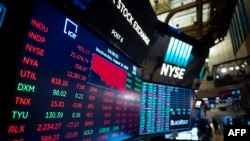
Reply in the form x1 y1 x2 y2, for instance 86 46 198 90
212 116 220 134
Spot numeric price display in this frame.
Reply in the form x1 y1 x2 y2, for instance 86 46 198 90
139 81 193 136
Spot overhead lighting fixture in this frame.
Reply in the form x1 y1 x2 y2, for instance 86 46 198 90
221 68 227 73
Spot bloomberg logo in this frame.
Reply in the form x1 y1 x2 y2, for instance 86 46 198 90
160 37 193 79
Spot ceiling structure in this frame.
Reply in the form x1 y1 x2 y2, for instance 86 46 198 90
149 0 238 47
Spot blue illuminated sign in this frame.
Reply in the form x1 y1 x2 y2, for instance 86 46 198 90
164 37 193 68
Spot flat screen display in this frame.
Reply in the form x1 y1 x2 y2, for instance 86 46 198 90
3 0 142 140
139 81 193 137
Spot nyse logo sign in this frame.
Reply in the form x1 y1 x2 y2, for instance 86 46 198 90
224 125 250 140
160 37 193 79
160 63 185 79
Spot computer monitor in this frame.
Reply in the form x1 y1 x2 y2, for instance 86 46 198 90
139 81 193 139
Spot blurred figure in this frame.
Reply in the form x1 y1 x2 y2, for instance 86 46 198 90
196 118 212 139
212 116 220 134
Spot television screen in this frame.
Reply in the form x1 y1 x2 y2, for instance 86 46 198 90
2 0 142 140
139 81 193 138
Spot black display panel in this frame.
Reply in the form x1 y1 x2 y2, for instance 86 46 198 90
54 0 157 66
3 0 142 140
139 81 193 137
142 21 209 88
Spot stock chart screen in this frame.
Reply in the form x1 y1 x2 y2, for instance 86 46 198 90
4 0 142 140
139 81 193 137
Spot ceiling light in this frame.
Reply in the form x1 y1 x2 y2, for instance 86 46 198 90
221 68 227 73
235 66 240 70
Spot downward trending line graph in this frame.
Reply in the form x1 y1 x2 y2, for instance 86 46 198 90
90 53 127 91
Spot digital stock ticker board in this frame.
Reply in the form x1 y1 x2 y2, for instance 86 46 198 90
4 0 142 140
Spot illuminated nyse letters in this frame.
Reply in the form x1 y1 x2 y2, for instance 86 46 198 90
160 63 185 79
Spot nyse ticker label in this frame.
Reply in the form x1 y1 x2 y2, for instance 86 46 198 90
224 125 250 140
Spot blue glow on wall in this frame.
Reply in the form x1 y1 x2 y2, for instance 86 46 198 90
0 3 7 29
199 66 205 81
164 37 193 68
